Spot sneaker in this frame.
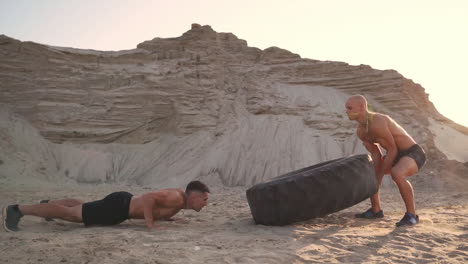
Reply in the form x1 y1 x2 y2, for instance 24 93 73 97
355 208 384 219
396 212 419 227
2 204 24 232
39 200 54 222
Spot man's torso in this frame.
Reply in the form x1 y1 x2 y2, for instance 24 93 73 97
128 189 184 220
358 113 417 151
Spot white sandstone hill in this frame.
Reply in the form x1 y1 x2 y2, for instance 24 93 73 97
0 24 467 188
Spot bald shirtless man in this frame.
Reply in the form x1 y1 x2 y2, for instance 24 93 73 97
345 95 426 226
3 181 209 232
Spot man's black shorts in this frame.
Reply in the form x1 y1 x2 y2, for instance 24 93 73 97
393 144 426 170
82 191 133 227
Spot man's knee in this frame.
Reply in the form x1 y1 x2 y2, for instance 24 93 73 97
391 168 406 183
64 206 83 222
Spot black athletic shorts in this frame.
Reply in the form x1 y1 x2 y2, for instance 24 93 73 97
82 191 133 227
393 144 426 170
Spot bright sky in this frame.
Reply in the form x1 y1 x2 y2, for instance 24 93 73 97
1 0 467 126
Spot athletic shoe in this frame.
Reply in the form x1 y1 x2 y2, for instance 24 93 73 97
39 200 54 222
396 212 419 227
355 208 384 219
2 204 23 232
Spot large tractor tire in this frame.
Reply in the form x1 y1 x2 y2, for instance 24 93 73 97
246 154 377 225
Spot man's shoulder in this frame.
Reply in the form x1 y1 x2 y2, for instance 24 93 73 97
372 112 392 125
148 188 184 196
372 112 389 119
143 189 185 206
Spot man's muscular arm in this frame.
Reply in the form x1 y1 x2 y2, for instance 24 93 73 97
142 193 158 229
142 190 185 230
373 118 398 182
357 125 384 180
362 140 384 181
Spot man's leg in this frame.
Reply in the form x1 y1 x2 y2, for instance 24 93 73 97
371 166 384 213
356 167 384 219
39 199 84 221
391 156 420 226
355 191 384 219
391 157 418 215
370 192 382 212
19 203 83 223
3 203 83 232
42 198 84 207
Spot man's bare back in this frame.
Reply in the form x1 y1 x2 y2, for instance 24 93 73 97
129 189 185 221
129 187 208 229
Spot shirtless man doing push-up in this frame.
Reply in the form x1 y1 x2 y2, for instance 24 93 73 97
3 181 209 232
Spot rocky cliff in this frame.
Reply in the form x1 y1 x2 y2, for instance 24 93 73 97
0 24 466 187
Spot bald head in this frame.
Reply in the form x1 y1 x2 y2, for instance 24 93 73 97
345 94 368 121
346 95 368 108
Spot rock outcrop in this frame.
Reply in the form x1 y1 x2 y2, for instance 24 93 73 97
0 25 466 187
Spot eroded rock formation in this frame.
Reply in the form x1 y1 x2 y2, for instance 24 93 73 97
0 24 466 187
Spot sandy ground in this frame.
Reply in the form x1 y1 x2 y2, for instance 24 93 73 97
1 180 467 264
